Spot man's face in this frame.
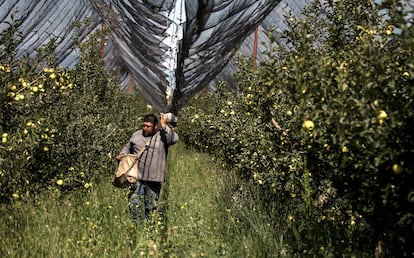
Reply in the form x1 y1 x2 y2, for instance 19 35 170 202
142 122 155 137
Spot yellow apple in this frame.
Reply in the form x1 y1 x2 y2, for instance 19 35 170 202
302 120 315 130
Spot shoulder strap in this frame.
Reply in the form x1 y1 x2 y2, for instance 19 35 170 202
134 139 151 159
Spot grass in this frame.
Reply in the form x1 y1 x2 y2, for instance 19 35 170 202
164 142 287 257
0 142 261 257
0 141 373 257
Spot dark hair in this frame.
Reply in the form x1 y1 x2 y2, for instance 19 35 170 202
143 114 158 125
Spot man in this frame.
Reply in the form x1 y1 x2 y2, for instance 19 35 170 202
116 113 179 221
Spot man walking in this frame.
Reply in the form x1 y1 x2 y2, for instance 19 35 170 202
116 113 179 221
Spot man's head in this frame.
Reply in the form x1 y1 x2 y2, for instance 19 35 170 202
142 114 158 137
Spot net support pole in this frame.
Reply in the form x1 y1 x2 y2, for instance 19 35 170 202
128 73 132 93
100 22 105 63
253 26 258 69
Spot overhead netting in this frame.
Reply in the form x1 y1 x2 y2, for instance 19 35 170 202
89 0 287 113
1 0 313 113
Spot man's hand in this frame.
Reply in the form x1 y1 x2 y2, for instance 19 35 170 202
160 113 167 128
115 154 123 161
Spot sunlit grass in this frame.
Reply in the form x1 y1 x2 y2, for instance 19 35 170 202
165 143 226 257
0 141 372 257
0 142 250 257
0 179 145 257
166 143 287 257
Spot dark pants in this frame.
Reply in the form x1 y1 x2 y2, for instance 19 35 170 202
129 180 161 221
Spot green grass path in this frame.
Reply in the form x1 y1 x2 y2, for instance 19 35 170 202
163 142 229 257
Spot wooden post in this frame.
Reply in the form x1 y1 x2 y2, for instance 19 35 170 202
253 27 259 69
128 73 132 93
100 22 105 63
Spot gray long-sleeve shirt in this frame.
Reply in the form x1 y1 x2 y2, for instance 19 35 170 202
119 125 179 182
